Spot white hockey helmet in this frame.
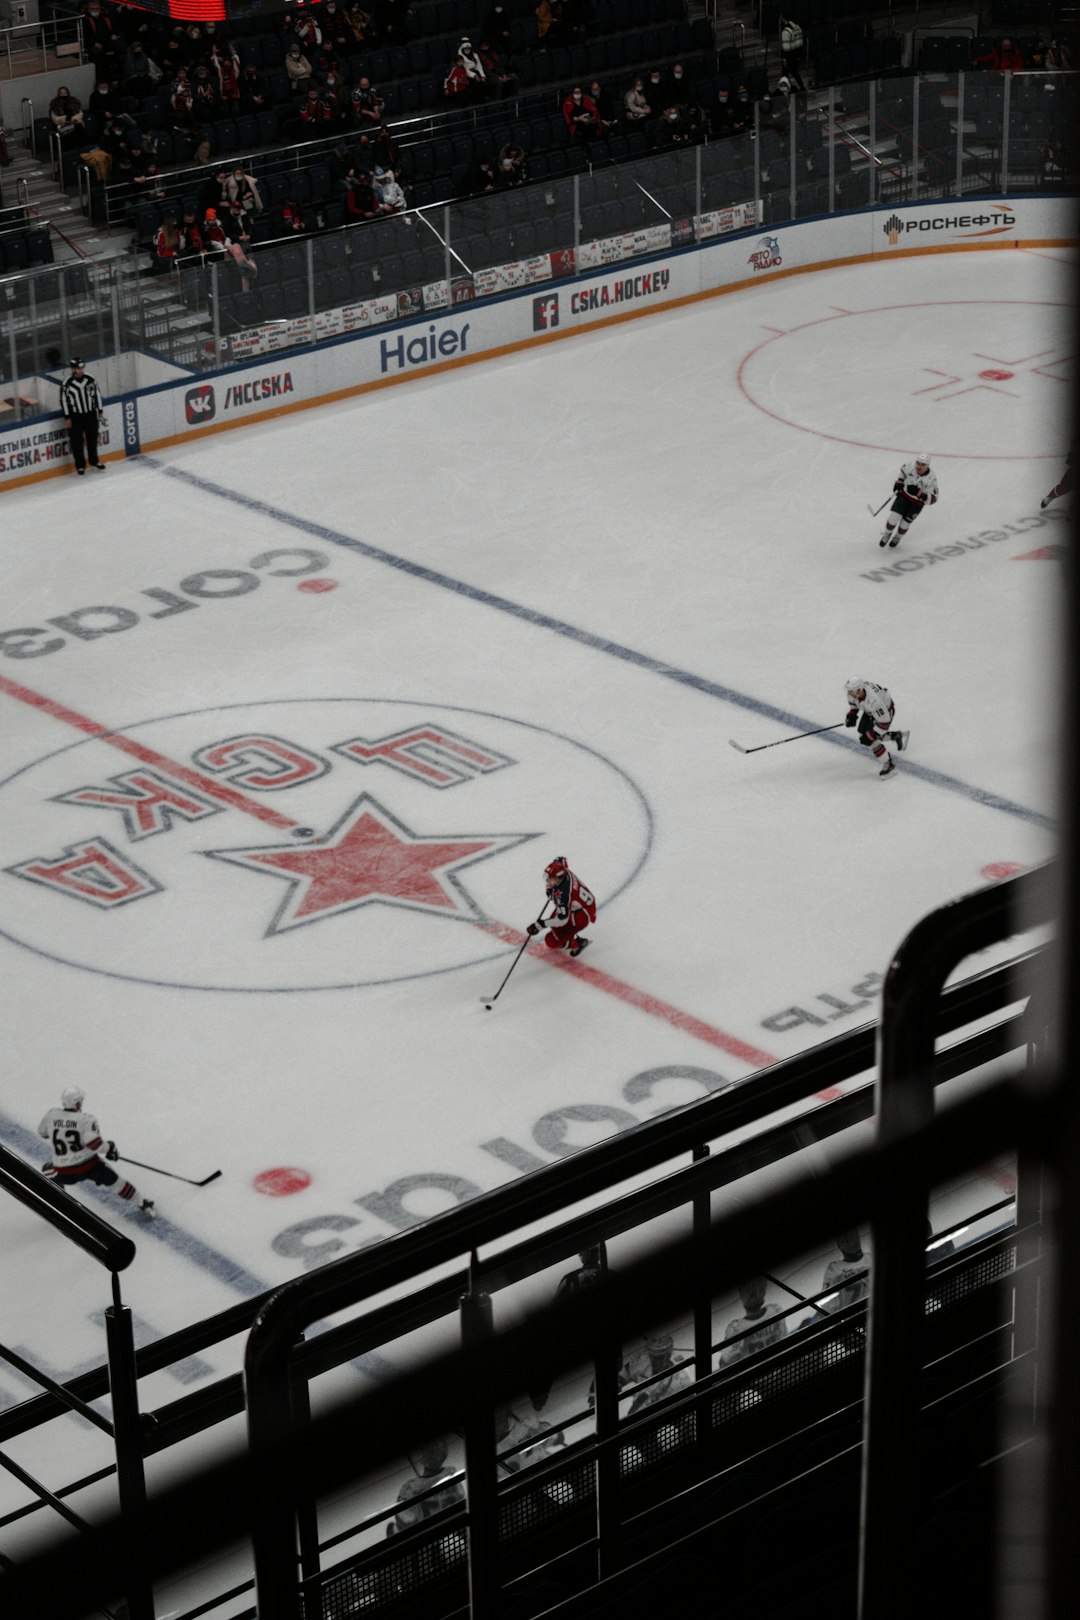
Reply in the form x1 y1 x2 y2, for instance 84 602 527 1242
915 452 931 468
61 1086 85 1111
846 678 866 701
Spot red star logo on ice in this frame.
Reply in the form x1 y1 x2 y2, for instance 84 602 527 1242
205 794 537 935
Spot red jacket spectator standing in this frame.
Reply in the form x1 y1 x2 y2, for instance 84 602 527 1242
990 36 1024 71
212 41 241 103
562 84 603 138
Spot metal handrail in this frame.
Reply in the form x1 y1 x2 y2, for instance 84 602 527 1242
0 15 83 81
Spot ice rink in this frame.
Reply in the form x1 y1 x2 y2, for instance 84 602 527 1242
0 243 1068 1594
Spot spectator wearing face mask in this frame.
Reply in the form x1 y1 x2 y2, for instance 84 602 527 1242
444 37 488 101
624 77 651 123
562 83 603 138
285 43 314 93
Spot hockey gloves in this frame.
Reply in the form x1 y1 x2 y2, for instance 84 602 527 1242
527 923 541 936
844 710 858 727
105 1140 119 1160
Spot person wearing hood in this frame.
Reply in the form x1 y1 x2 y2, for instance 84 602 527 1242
285 43 314 92
373 165 406 213
444 37 488 101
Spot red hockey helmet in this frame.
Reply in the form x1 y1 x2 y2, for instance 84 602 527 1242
545 856 569 888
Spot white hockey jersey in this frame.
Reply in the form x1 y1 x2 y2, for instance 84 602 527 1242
845 680 895 729
896 460 939 504
38 1106 108 1169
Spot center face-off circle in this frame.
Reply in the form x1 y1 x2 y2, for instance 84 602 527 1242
738 300 1069 460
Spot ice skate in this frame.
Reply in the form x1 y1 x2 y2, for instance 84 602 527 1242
889 730 909 752
1041 493 1054 509
139 1199 156 1218
879 756 896 777
888 533 901 547
878 532 891 547
569 937 589 957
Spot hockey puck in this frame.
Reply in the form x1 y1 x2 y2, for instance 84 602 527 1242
484 1004 493 1011
292 826 315 838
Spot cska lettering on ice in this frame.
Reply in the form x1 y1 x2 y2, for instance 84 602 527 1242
570 269 670 314
224 372 295 409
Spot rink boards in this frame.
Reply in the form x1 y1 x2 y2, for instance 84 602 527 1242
0 193 1075 491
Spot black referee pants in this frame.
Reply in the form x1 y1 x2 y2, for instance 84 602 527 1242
68 413 101 472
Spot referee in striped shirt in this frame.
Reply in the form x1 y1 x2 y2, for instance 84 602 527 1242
58 357 105 475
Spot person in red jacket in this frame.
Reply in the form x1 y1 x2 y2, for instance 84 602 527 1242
990 36 1024 71
527 856 596 957
562 84 603 139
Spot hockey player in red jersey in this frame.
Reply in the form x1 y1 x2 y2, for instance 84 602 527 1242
527 856 596 957
1041 442 1073 508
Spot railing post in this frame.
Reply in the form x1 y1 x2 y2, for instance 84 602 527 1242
788 87 797 219
290 1335 322 1620
593 1293 622 1578
1001 69 1011 194
692 1144 713 1382
105 1277 154 1620
868 79 876 204
954 70 965 196
828 84 836 210
211 260 221 362
460 1265 499 1620
911 75 920 202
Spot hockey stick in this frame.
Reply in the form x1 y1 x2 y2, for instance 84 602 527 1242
482 906 550 1010
867 498 891 517
116 1155 222 1187
729 723 845 755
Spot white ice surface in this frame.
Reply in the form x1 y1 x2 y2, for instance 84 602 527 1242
0 246 1068 1599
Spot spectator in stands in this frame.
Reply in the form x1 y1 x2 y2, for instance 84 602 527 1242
343 165 378 219
344 2 375 47
160 26 190 83
322 1 352 53
535 1 567 48
1041 137 1068 186
668 63 690 107
89 78 120 121
170 65 195 128
351 76 385 128
202 208 228 253
389 1440 464 1535
820 1230 869 1311
479 37 517 98
322 68 350 129
291 9 323 55
226 164 263 217
82 2 116 70
624 77 651 125
719 1278 788 1366
588 79 618 129
444 38 489 103
562 84 603 139
619 1332 692 1416
185 24 211 65
239 64 268 117
654 103 691 151
472 154 499 192
498 140 528 186
1045 37 1074 70
225 198 255 245
300 86 335 132
191 61 219 117
212 38 242 105
712 85 734 137
177 207 205 262
556 1246 606 1300
373 165 406 213
778 13 807 91
203 167 232 216
130 149 166 199
482 4 512 54
49 87 86 144
728 84 752 137
282 195 306 233
151 213 180 275
683 99 707 145
286 43 314 94
644 67 666 114
122 41 162 98
991 36 1024 72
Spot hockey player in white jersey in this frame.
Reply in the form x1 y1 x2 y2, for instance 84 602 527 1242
38 1088 155 1215
879 454 939 548
845 680 909 778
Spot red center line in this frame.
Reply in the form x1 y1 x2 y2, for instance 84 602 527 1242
479 919 781 1072
3 676 799 1078
0 674 297 830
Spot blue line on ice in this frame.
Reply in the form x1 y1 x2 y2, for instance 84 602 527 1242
148 459 1053 831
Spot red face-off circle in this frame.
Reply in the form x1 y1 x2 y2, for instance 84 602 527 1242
980 862 1026 881
254 1166 312 1196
